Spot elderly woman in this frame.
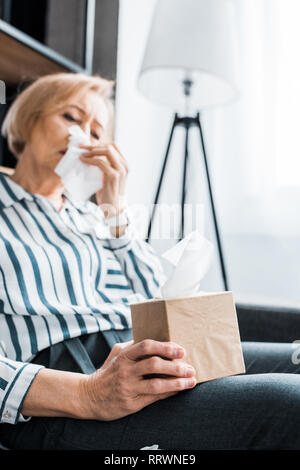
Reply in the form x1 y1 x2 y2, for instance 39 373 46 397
1 73 300 451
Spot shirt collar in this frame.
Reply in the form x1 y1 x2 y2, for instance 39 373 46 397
0 173 34 208
0 172 96 214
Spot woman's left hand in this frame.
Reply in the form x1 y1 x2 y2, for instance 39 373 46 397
79 142 129 218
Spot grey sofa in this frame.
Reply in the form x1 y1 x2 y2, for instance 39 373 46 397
237 303 300 343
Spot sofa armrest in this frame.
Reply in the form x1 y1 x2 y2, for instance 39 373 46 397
236 303 300 343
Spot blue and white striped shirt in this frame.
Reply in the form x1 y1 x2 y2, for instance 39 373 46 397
0 173 166 424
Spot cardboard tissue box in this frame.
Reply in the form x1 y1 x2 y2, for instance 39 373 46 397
130 232 245 384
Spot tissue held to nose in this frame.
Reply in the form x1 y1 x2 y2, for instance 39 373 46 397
54 125 103 201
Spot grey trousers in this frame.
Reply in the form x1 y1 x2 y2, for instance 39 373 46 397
2 330 300 450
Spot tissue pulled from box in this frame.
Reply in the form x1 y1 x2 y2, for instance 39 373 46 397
160 231 214 298
55 125 103 201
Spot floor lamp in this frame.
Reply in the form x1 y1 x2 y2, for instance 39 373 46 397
137 0 239 291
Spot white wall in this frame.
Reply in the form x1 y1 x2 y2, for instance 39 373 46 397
115 0 167 208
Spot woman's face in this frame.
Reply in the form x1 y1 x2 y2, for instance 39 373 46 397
23 90 107 171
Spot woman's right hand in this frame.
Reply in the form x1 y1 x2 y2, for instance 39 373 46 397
78 339 196 421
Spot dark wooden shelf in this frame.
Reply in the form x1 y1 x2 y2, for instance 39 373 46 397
0 19 85 85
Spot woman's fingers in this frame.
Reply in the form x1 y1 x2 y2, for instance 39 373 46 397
79 143 129 209
80 154 110 168
80 153 112 169
80 143 128 173
133 355 195 379
80 155 118 178
138 376 196 396
124 339 185 361
80 142 129 171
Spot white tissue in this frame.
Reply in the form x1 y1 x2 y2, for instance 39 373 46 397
160 231 214 298
55 125 103 201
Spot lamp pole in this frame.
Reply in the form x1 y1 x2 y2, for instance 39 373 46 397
146 78 229 291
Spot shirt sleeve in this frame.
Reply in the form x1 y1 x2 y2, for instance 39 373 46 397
107 223 167 299
84 200 167 299
0 355 44 424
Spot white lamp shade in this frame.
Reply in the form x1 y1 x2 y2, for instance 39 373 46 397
138 0 239 110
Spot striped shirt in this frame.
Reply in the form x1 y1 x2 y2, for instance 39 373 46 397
0 173 166 424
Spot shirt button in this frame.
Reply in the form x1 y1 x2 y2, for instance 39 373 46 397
4 411 11 419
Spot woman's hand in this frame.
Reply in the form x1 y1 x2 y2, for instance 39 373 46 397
78 339 196 421
79 142 129 218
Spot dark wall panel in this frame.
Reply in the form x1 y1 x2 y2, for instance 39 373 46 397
93 0 119 80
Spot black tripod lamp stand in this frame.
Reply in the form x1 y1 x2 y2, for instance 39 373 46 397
146 79 229 291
